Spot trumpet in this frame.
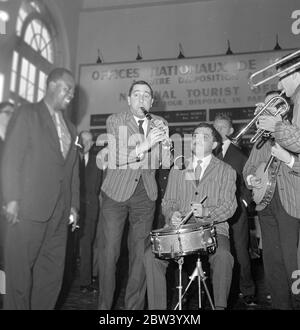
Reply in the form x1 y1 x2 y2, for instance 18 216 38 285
228 93 289 146
140 107 173 150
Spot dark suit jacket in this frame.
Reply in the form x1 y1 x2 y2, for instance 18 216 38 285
1 101 79 222
80 151 103 218
222 143 252 206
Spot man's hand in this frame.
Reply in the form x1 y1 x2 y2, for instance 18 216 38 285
257 114 282 133
3 201 19 224
249 175 263 189
69 207 79 232
170 211 182 227
271 142 293 164
137 127 165 155
191 203 209 218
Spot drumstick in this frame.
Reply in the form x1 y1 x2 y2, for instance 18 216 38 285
177 195 207 228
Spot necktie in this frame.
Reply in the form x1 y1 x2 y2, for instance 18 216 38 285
195 159 202 186
54 111 71 158
138 119 145 136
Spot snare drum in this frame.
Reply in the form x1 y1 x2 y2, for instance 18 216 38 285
150 223 217 259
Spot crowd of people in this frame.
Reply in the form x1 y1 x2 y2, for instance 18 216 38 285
0 50 300 310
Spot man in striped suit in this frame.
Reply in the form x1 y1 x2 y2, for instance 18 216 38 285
144 123 237 310
244 54 300 309
97 80 171 310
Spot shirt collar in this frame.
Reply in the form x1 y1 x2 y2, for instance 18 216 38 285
193 154 212 169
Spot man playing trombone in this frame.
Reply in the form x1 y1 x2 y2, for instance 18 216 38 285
144 123 237 310
243 51 300 309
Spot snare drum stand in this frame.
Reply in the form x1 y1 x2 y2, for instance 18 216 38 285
174 256 215 310
175 257 184 310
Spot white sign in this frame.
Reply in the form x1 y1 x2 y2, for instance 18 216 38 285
78 49 294 131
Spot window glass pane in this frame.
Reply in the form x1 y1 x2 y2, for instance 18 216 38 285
19 77 27 99
27 82 34 102
10 71 17 92
39 71 47 91
12 51 19 72
21 58 28 78
32 19 42 36
28 63 36 84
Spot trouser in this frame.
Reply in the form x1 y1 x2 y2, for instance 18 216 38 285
229 203 255 296
258 187 300 310
4 196 69 310
79 200 99 286
98 178 155 310
144 234 234 309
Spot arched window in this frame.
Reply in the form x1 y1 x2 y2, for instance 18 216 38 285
9 0 58 104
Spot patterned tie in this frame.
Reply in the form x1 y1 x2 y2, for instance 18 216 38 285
138 119 145 136
54 111 71 158
195 159 202 186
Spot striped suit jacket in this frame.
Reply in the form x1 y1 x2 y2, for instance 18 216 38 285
101 110 169 202
161 155 237 237
274 121 300 154
243 140 300 218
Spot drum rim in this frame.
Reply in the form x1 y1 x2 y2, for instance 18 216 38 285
152 246 215 259
151 223 212 236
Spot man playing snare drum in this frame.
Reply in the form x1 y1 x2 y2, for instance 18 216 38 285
144 123 237 310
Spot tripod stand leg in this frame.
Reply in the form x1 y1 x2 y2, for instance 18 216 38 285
196 258 215 310
174 276 194 310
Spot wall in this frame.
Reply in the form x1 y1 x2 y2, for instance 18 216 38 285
77 0 300 65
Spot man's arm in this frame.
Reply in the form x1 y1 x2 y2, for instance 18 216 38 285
1 108 29 205
274 121 300 154
161 167 180 225
208 167 237 223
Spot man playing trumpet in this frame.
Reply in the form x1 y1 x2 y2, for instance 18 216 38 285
144 123 237 310
243 66 300 309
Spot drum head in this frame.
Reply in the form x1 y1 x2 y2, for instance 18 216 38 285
151 223 208 236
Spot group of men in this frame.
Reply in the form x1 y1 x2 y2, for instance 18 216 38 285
1 50 300 310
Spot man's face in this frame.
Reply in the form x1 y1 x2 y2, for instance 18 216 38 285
81 133 94 154
213 119 233 142
277 71 300 98
192 127 217 158
51 73 75 111
127 84 153 118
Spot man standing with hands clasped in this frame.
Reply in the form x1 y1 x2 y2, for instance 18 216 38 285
1 68 80 310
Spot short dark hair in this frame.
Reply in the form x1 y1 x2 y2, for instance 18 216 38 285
194 122 222 145
128 80 153 98
46 68 73 87
213 113 233 128
0 101 14 113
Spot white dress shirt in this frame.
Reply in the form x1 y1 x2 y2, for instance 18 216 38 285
134 115 148 136
222 139 231 157
192 154 212 181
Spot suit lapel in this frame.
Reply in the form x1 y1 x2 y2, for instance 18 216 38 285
125 111 143 145
184 157 198 189
200 156 219 183
62 111 76 162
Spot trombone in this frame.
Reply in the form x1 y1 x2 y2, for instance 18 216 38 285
249 49 300 89
227 92 290 147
